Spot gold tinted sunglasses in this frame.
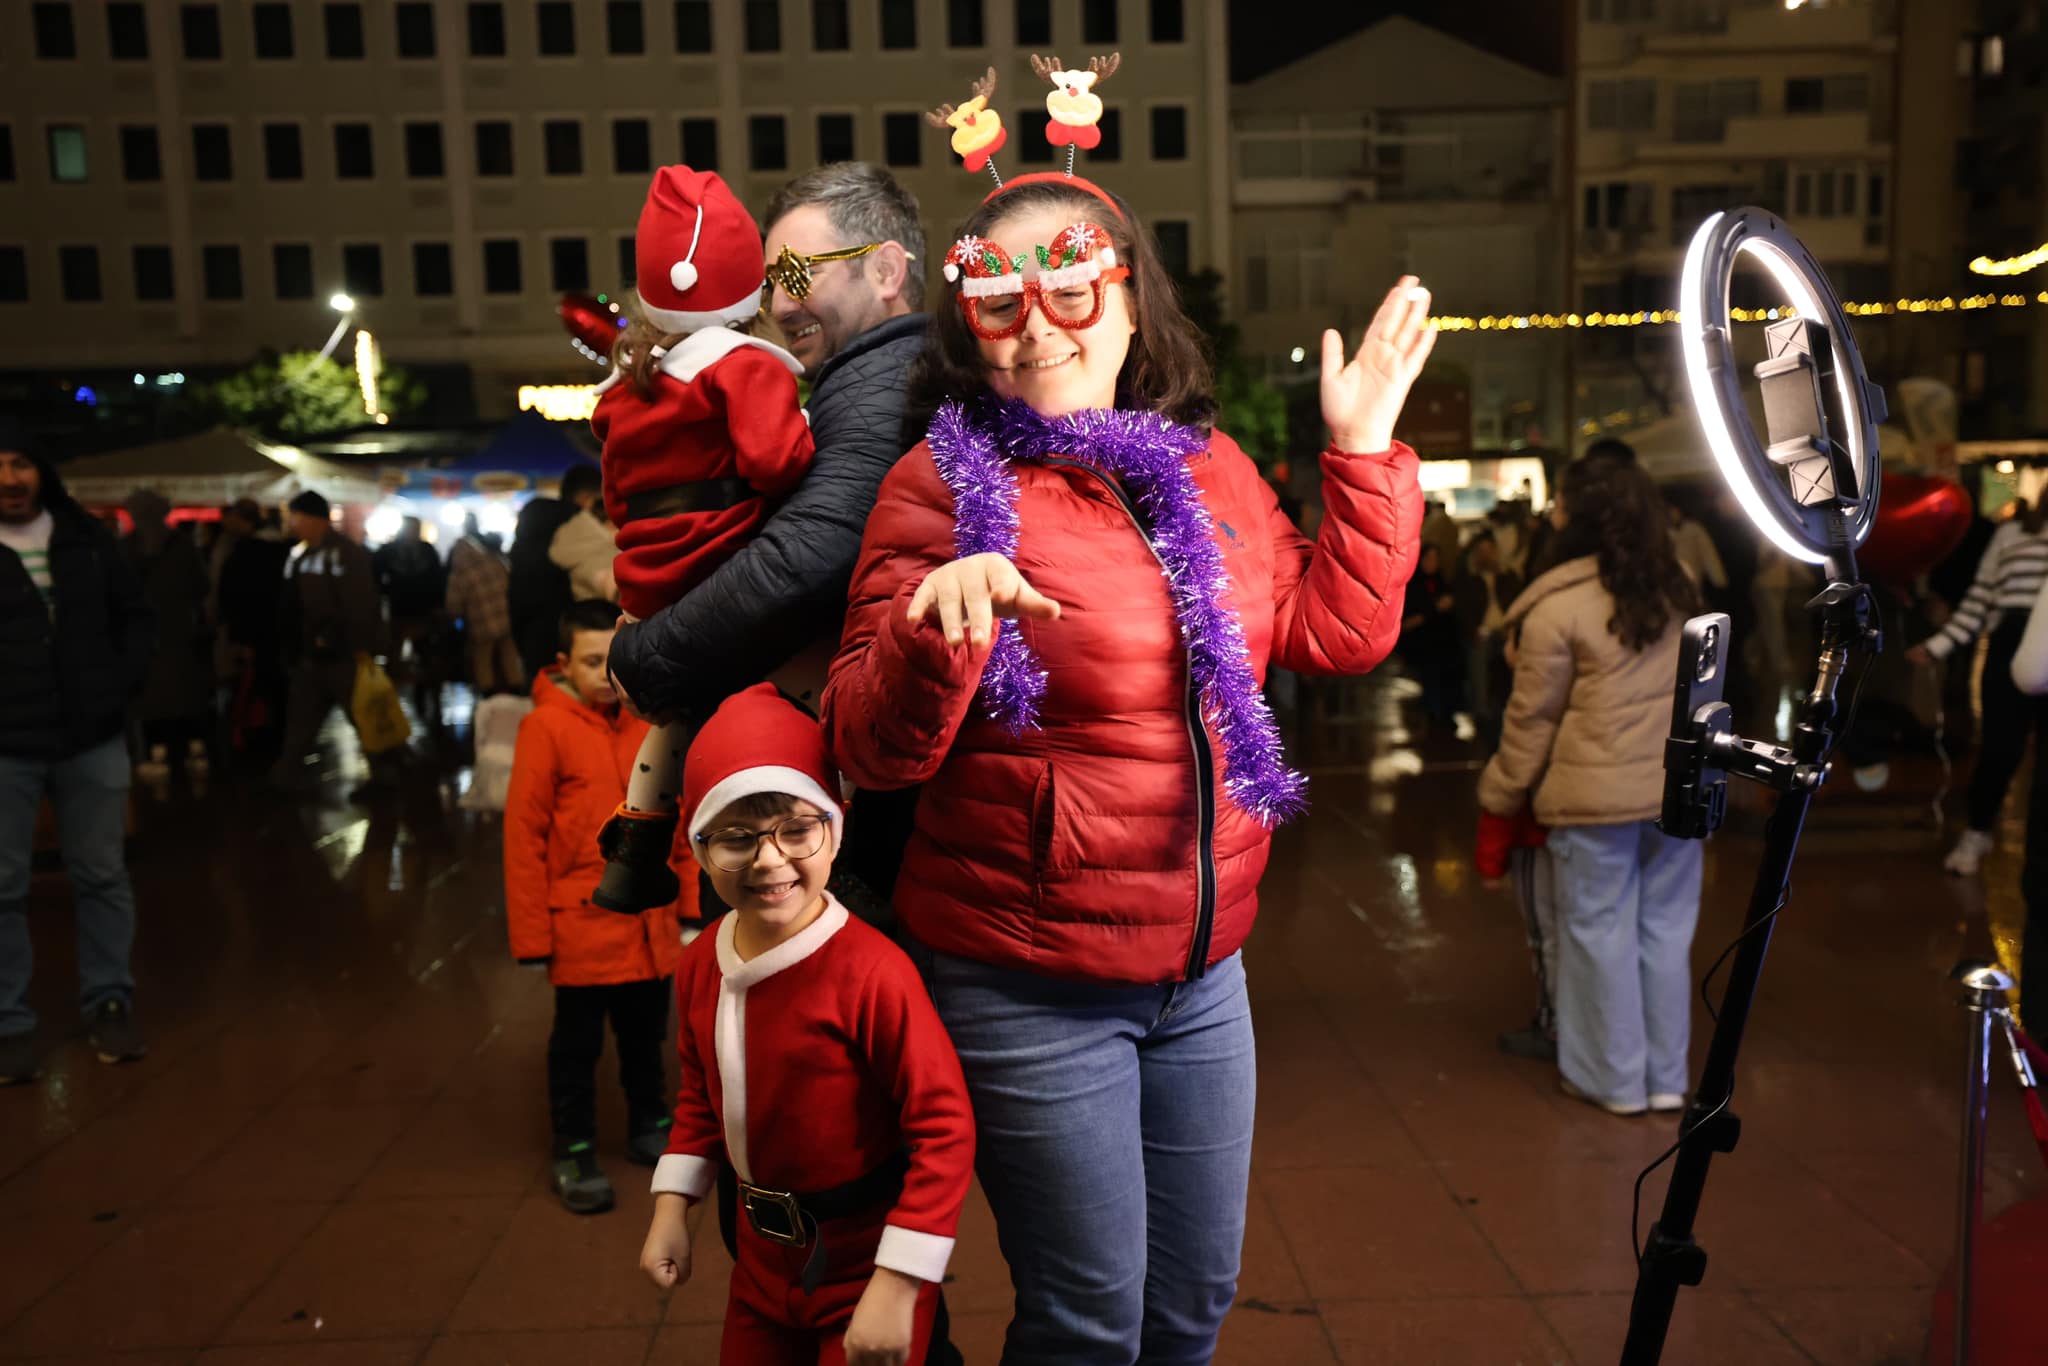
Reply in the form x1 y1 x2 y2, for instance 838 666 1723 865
764 242 915 301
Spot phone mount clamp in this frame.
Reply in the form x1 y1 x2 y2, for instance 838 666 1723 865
1624 211 1887 1365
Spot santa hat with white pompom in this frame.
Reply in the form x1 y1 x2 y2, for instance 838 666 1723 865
634 165 766 335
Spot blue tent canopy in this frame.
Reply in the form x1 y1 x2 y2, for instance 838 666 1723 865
381 411 595 497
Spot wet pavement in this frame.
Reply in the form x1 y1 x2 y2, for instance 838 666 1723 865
0 677 2041 1365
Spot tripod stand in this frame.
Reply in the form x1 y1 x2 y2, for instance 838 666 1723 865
1620 560 1882 1363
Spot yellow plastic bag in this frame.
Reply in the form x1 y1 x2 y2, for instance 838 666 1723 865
351 656 413 756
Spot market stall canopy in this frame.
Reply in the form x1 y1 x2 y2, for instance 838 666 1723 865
378 410 593 497
58 427 383 507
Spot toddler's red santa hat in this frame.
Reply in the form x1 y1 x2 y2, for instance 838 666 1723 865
682 684 845 860
635 165 765 335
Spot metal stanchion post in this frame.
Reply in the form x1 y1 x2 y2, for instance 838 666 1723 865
1952 960 2016 1366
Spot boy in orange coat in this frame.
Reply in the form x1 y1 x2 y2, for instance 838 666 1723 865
505 600 695 1215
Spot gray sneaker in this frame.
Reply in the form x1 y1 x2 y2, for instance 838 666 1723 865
551 1144 616 1215
0 1031 38 1085
86 998 146 1064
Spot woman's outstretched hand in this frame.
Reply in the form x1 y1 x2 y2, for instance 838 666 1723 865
1322 275 1437 455
908 553 1062 649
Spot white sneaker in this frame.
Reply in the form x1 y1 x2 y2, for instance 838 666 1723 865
1648 1092 1686 1113
1560 1077 1646 1117
1944 829 1994 877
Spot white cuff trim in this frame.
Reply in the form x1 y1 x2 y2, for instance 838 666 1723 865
874 1225 955 1283
651 1153 716 1200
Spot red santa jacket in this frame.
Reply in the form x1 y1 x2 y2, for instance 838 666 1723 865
592 331 815 621
822 430 1422 986
652 896 975 1285
503 668 693 985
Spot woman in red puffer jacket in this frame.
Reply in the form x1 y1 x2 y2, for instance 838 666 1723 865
821 172 1429 1363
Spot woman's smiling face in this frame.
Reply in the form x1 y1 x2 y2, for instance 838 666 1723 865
975 201 1134 418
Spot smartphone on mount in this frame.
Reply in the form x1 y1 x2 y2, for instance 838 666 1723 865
1658 612 1732 841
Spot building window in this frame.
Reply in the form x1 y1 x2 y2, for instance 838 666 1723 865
483 238 522 293
60 246 102 302
1154 220 1190 278
202 244 243 300
253 3 295 57
108 3 150 59
1016 0 1050 45
264 124 304 179
1083 0 1116 44
817 114 855 163
476 120 515 175
1586 78 1657 131
405 122 445 178
607 0 644 52
745 0 779 51
325 3 366 56
613 118 652 173
1242 226 1330 312
182 4 224 58
273 243 314 299
1150 105 1187 160
1583 180 1652 231
469 1 507 54
334 122 375 179
1785 73 1869 114
551 236 589 291
33 4 77 59
883 111 921 167
537 0 576 53
0 127 16 182
1149 0 1183 42
675 0 711 51
342 242 384 296
0 248 26 303
133 245 175 301
1672 78 1758 143
1018 112 1054 165
812 0 849 49
48 126 89 183
413 242 454 295
948 0 984 46
880 0 915 48
680 117 718 169
396 2 437 56
120 126 162 183
1096 107 1121 161
544 119 583 174
618 235 637 287
749 115 787 171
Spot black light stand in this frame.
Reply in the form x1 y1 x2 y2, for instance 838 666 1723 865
1620 316 1886 1364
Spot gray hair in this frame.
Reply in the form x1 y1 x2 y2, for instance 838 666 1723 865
762 162 927 309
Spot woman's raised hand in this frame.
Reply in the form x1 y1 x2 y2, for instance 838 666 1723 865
1321 275 1438 455
908 552 1062 649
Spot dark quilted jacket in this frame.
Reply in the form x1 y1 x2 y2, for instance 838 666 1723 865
607 313 929 725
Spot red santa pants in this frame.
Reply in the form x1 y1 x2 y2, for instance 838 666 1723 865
719 1210 941 1366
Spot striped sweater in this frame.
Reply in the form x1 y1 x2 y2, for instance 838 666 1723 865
1924 520 2048 660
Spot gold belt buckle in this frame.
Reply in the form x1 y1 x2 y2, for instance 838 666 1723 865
738 1182 810 1248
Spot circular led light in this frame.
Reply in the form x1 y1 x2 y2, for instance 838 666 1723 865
1678 208 1886 565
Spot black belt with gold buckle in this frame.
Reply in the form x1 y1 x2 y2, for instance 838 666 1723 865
736 1181 811 1248
736 1151 911 1289
618 478 751 524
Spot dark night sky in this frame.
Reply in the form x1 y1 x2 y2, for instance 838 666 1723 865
1229 1 1569 84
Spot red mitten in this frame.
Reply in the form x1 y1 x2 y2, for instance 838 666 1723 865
1475 810 1518 881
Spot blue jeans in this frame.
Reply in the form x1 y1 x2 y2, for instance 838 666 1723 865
0 735 138 1036
910 944 1256 1366
1548 821 1704 1107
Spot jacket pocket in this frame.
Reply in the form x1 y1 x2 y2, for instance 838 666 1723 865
1029 761 1056 878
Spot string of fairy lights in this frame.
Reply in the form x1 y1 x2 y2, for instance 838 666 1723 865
1425 289 2048 333
1970 240 2048 278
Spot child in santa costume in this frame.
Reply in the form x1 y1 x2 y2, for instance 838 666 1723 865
638 684 974 1366
590 165 815 917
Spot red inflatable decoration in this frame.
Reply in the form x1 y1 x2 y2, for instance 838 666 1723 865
1858 473 1974 584
557 292 627 361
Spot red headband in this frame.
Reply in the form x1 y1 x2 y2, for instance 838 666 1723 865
982 171 1129 223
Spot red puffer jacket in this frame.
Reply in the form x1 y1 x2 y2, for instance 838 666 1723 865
503 669 692 986
823 428 1421 985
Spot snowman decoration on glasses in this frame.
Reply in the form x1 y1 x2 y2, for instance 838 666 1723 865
942 222 1128 341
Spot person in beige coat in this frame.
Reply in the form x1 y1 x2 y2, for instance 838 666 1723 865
547 504 620 605
1479 452 1705 1118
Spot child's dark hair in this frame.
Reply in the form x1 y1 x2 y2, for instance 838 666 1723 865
720 791 804 823
909 179 1216 430
558 599 620 653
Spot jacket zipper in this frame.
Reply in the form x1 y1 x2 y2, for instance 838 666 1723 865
1042 458 1219 982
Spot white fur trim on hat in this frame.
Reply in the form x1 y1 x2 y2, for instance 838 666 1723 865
688 764 844 859
640 285 765 336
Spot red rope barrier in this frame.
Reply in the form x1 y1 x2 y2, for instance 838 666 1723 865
2007 1020 2048 1172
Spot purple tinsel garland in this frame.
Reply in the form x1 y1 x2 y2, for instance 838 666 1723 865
927 397 1308 828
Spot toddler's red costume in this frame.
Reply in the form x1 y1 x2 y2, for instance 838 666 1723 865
589 166 815 914
654 685 975 1365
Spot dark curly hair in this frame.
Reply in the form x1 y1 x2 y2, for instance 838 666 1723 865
1548 452 1701 652
908 178 1216 430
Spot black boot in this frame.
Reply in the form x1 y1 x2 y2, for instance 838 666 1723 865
592 806 681 913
